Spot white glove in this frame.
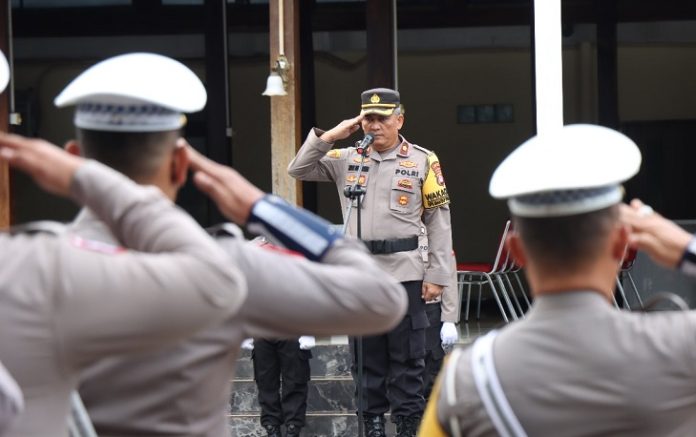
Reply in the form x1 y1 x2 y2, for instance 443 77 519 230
440 322 459 348
298 336 315 350
241 338 254 351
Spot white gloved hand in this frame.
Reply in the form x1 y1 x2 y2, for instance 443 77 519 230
440 322 459 348
298 336 315 350
241 338 254 351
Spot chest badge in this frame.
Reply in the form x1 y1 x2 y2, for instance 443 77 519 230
326 150 341 159
398 195 409 206
398 179 413 189
399 160 417 168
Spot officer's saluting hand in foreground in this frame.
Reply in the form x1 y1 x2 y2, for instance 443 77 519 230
289 88 454 437
421 124 696 437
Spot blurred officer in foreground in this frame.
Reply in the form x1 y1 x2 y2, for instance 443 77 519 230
0 130 243 437
0 50 24 437
246 335 314 437
288 88 453 437
421 124 696 436
56 53 407 437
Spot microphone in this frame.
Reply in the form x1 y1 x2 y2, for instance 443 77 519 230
356 133 374 156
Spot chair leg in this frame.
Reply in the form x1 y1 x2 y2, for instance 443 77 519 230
464 277 472 322
484 273 510 323
626 271 644 310
494 274 518 321
513 271 531 309
503 273 525 318
615 276 630 310
476 283 483 320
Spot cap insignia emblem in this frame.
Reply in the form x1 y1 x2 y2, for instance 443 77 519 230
370 93 381 104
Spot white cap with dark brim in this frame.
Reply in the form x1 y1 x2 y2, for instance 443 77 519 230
489 124 642 217
0 50 9 94
54 52 206 132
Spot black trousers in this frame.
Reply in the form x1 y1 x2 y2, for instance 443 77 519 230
252 339 312 428
423 303 445 401
351 280 428 417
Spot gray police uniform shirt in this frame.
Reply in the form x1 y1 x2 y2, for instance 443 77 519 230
437 291 696 436
288 128 453 286
73 212 408 436
422 239 460 324
0 161 245 437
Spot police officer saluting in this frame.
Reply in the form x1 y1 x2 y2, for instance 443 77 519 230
289 88 454 437
421 124 696 436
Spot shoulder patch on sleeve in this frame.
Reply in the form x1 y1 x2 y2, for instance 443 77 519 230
423 152 450 209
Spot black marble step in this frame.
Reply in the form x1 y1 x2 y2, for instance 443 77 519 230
230 378 355 414
228 413 397 437
234 345 352 380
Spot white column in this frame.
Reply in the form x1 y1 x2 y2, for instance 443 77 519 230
534 0 564 133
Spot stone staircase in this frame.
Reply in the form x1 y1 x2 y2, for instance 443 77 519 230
227 317 500 437
228 341 392 437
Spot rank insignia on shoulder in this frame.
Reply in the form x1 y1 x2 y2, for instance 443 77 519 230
326 150 341 159
70 235 126 255
398 195 409 206
399 160 417 168
398 179 413 189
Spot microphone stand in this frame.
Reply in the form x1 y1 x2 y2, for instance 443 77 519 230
342 143 369 437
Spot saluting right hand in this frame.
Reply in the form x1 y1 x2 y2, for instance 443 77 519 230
0 132 83 198
320 114 364 144
621 199 692 269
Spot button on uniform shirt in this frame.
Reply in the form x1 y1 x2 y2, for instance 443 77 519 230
288 128 453 286
436 291 696 437
0 161 244 437
74 214 408 437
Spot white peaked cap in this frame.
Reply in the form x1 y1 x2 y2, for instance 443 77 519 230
0 50 8 94
489 124 642 217
54 52 206 132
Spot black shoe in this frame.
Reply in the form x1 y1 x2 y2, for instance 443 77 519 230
286 424 302 437
394 415 421 437
263 423 282 437
363 414 386 437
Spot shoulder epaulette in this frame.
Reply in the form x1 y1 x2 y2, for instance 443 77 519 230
412 144 432 155
10 221 67 236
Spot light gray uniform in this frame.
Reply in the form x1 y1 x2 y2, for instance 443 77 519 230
288 128 453 286
74 212 407 436
0 161 245 437
437 291 696 436
0 360 22 435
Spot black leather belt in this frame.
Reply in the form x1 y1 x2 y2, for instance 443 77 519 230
363 236 419 255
